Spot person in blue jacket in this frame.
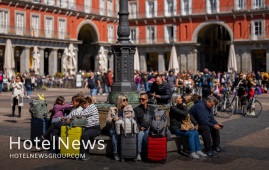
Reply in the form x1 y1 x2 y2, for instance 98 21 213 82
189 95 223 158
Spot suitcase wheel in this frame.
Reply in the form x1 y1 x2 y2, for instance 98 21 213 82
161 160 166 164
133 159 137 162
121 159 125 162
148 159 151 163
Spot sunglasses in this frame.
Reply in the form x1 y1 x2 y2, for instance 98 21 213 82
139 98 147 101
122 98 128 102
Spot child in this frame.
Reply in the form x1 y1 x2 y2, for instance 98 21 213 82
51 96 72 123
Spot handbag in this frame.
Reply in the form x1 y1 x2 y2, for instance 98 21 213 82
71 116 87 127
181 114 194 131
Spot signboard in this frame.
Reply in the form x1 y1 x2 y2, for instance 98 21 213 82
76 74 82 87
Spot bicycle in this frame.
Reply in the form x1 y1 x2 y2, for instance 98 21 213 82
214 82 241 118
242 89 262 118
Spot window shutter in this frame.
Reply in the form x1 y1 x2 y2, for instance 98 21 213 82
174 0 177 15
154 0 158 17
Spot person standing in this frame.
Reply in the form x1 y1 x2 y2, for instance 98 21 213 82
189 96 223 158
149 75 172 105
106 70 113 93
134 93 155 161
84 71 100 103
0 70 3 94
201 68 212 99
11 75 24 117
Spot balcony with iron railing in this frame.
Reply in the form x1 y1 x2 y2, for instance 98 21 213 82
129 3 269 19
0 26 70 40
7 0 118 18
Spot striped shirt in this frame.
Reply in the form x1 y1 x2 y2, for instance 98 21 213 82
68 104 100 127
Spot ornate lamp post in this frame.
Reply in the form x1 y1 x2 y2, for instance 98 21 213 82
108 0 138 104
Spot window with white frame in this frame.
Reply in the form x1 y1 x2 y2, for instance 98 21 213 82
146 0 157 18
68 0 76 10
253 0 264 9
165 0 177 16
130 27 138 44
108 25 114 43
16 13 24 35
181 0 192 15
45 17 53 38
31 15 39 37
116 0 119 18
235 0 246 10
0 10 8 34
44 0 55 6
206 0 219 14
129 2 137 19
58 18 66 39
164 25 175 43
100 0 105 15
146 26 155 43
107 0 113 16
57 0 67 8
251 20 264 40
84 0 92 13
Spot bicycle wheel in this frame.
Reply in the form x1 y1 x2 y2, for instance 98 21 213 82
215 100 233 118
243 100 262 118
232 96 238 115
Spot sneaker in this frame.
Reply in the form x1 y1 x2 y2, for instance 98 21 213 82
190 152 200 159
27 95 31 99
196 151 207 157
114 153 120 161
102 93 107 95
206 151 219 158
213 146 222 153
81 155 90 161
137 153 141 161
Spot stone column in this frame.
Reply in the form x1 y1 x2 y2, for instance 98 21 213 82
74 48 78 73
139 53 147 72
180 53 187 72
158 53 165 73
49 49 58 76
20 47 30 73
39 47 45 76
192 49 198 72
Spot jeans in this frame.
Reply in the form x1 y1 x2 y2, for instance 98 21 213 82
102 84 107 94
138 130 148 153
0 82 2 93
143 82 149 92
90 88 97 96
175 130 202 153
109 128 119 154
26 85 32 96
136 83 141 92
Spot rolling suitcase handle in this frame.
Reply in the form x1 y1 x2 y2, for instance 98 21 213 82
122 110 135 138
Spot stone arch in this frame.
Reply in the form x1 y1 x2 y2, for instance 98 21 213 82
192 20 233 42
76 20 100 42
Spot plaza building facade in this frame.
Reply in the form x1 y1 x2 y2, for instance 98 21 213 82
129 0 269 73
0 0 269 76
0 0 119 76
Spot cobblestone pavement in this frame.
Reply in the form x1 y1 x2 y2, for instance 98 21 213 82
0 88 269 170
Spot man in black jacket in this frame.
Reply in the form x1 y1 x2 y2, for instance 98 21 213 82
149 75 171 105
134 93 155 161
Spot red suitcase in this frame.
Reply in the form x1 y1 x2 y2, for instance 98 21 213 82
148 136 167 163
